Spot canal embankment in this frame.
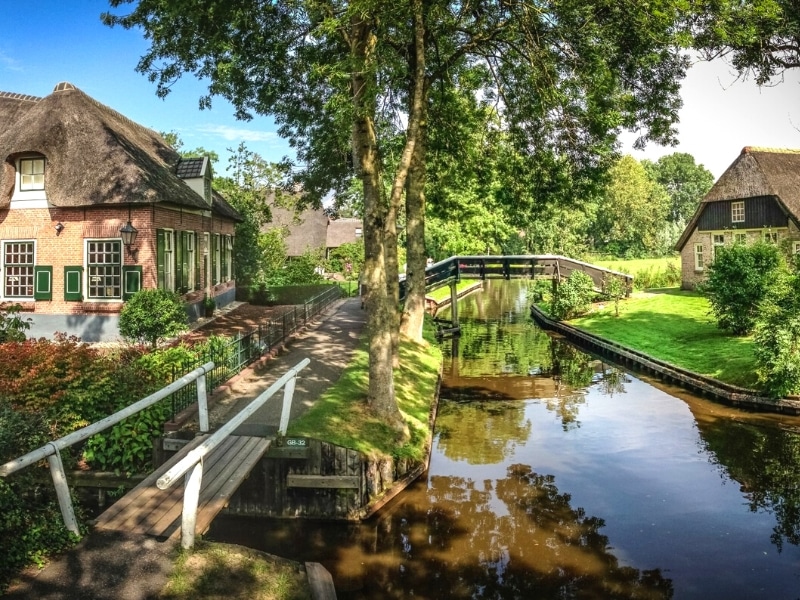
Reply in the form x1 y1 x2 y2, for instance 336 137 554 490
530 304 800 415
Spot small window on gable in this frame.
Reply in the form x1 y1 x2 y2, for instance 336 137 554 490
20 158 45 191
731 201 745 223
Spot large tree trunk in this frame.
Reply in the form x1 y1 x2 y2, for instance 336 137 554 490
349 13 405 434
399 126 427 342
390 0 427 344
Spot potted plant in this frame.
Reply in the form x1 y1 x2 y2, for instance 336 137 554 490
203 293 216 317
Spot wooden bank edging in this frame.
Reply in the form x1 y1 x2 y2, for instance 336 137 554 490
530 305 800 416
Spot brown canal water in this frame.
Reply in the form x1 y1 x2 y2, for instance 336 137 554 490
208 280 800 599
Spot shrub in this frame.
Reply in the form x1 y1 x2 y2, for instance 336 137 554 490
551 271 595 320
700 242 783 335
753 272 800 398
119 288 189 348
0 303 32 342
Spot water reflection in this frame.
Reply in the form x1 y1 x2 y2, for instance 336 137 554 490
209 279 800 599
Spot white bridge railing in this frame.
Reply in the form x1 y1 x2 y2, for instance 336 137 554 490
157 358 310 549
0 362 216 537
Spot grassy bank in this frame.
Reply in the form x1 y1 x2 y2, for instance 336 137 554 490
568 289 759 389
426 280 480 303
287 325 442 461
160 542 311 600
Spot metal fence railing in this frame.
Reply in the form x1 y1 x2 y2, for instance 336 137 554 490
169 285 343 421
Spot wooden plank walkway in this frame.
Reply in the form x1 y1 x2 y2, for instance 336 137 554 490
94 434 270 541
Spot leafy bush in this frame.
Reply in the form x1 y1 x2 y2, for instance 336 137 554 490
0 303 32 342
266 248 325 286
551 271 595 320
753 272 800 398
700 242 783 335
119 288 189 348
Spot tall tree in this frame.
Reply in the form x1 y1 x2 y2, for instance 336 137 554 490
643 152 715 224
104 0 690 434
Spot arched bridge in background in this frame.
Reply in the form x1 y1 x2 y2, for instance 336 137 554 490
400 255 633 334
400 254 633 300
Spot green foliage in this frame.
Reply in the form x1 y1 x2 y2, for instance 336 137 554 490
327 240 364 277
643 152 714 224
119 288 189 349
701 241 783 335
0 303 32 342
551 271 595 321
266 249 325 286
753 272 800 397
603 274 625 317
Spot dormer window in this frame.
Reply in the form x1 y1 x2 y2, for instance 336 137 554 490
20 157 45 190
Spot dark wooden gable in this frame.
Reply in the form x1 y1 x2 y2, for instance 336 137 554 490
696 195 789 231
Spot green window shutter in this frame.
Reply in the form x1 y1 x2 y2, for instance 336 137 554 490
156 229 165 289
34 266 52 300
64 266 83 301
194 234 201 290
212 235 218 285
123 266 143 300
221 235 228 282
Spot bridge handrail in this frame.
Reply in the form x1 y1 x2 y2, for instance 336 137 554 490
156 357 310 549
0 361 215 535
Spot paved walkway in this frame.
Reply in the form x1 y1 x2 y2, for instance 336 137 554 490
5 297 366 600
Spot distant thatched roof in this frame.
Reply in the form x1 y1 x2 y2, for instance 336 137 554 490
269 205 329 257
675 147 800 250
326 218 362 248
0 82 240 221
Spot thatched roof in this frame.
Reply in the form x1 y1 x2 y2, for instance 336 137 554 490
0 82 240 221
326 218 362 248
269 205 329 257
675 147 800 250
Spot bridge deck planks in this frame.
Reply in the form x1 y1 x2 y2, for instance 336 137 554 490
94 434 270 540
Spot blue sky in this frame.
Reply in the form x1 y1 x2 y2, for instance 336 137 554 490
2 1 799 179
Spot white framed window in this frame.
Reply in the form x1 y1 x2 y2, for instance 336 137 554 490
734 232 747 244
764 231 779 244
86 240 122 299
694 243 704 271
163 229 175 291
213 233 221 284
794 241 800 255
731 201 745 223
4 241 35 298
19 158 45 191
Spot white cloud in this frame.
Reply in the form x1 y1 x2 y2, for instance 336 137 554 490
196 124 278 143
0 50 23 72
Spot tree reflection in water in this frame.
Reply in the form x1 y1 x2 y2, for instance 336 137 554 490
352 464 673 599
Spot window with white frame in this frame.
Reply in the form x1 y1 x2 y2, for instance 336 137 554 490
163 230 175 290
186 231 196 290
4 241 35 298
224 235 233 281
87 240 121 299
734 232 747 244
19 158 45 191
731 201 745 223
694 243 704 271
764 231 779 244
212 234 221 284
794 241 800 255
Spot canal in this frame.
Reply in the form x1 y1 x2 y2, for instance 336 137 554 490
209 279 800 599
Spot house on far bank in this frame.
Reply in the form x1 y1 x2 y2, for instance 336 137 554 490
0 82 241 342
268 205 363 260
675 147 800 289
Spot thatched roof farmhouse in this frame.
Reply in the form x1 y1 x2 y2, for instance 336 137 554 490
0 82 240 341
675 147 800 289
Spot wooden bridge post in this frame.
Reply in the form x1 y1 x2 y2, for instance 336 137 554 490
46 443 79 536
197 370 209 433
449 280 459 327
181 462 203 550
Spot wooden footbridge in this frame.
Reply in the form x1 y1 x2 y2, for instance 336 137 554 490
410 254 632 297
1 358 310 550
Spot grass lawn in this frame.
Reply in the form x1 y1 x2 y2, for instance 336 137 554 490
426 280 480 303
569 288 759 389
287 328 442 461
592 256 680 275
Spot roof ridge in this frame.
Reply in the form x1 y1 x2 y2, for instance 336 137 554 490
0 91 43 103
742 146 800 155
